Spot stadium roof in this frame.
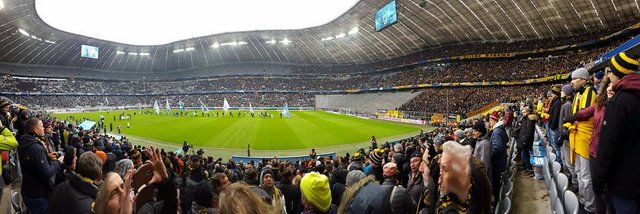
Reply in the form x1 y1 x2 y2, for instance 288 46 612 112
0 0 639 72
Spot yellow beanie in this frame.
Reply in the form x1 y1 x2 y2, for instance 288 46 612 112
300 172 331 212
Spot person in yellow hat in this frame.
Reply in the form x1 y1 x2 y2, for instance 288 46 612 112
300 172 336 214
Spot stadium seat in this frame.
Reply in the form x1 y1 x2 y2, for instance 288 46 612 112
564 190 579 214
504 181 514 200
552 161 561 178
11 191 22 214
550 182 558 212
548 153 557 168
555 198 564 214
556 173 569 200
501 197 511 214
543 158 552 190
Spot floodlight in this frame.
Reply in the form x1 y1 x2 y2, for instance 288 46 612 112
18 29 29 36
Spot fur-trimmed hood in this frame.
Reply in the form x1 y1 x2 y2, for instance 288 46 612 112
337 176 408 214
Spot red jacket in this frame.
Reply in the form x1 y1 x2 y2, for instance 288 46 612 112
574 105 606 158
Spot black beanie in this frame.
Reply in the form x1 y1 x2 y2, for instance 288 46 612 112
473 121 487 136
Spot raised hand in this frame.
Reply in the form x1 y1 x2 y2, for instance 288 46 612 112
143 146 168 185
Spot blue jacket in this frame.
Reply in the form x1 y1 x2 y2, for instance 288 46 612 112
490 122 508 173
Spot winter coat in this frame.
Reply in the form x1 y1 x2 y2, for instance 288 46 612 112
338 176 409 214
517 114 537 151
573 104 606 158
330 182 345 207
49 171 99 214
558 99 573 145
411 175 437 214
0 127 17 175
490 121 508 174
548 97 562 130
593 75 640 200
19 133 60 198
473 136 491 178
277 180 301 214
568 85 596 161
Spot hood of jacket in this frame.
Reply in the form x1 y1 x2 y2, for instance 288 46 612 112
613 74 640 96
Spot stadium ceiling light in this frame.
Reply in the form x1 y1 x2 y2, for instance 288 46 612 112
173 49 184 53
128 52 138 56
237 41 247 45
211 42 220 48
335 33 346 38
18 28 29 36
266 39 276 44
44 40 56 44
280 38 291 45
185 47 195 51
348 27 358 35
139 52 150 56
30 35 38 40
116 51 125 54
220 41 238 46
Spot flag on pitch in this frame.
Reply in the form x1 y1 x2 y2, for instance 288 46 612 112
105 97 109 104
223 98 230 112
165 99 171 115
249 102 254 114
200 101 209 113
153 100 160 115
282 103 290 118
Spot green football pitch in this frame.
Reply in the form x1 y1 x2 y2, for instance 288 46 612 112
53 110 424 151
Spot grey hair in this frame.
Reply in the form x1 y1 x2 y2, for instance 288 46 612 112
441 141 472 176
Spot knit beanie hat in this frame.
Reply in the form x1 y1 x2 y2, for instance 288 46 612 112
454 129 465 141
610 51 639 78
383 162 398 177
489 111 499 121
114 159 134 179
0 99 10 109
594 70 605 80
551 85 561 96
410 151 422 160
95 151 107 164
369 149 384 166
345 170 366 187
300 172 331 212
472 121 487 136
561 84 574 97
260 168 274 186
351 152 363 162
571 67 590 80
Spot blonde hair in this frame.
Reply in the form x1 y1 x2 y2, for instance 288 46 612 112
218 182 279 214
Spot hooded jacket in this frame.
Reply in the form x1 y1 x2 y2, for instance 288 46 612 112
338 176 409 214
48 171 99 214
19 133 60 198
489 121 508 174
593 75 640 199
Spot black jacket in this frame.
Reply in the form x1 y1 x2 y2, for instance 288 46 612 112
548 98 562 130
517 114 537 151
277 180 301 214
593 75 640 199
49 172 99 214
19 133 60 197
139 171 179 214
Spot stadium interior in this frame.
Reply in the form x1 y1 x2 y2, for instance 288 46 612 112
0 0 639 213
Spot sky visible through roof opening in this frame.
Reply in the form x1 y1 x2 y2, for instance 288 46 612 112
35 0 359 46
